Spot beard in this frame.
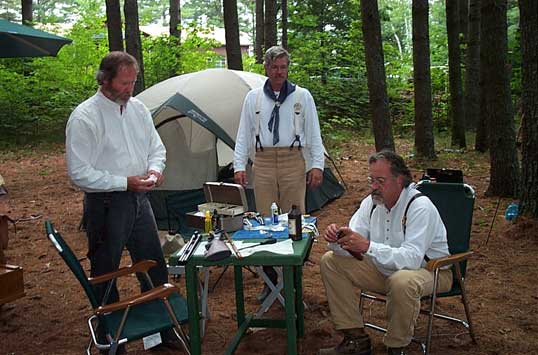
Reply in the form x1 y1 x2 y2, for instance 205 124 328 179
371 190 384 205
102 84 131 105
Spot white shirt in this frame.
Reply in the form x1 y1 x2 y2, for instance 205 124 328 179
349 184 449 276
233 86 325 172
65 90 166 192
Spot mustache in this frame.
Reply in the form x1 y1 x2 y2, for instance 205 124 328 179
371 189 381 196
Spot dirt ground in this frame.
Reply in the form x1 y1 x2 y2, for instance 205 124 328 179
1 140 537 355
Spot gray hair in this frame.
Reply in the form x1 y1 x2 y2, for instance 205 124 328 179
263 46 290 67
95 51 139 85
368 150 413 187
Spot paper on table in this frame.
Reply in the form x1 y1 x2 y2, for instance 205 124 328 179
238 238 294 257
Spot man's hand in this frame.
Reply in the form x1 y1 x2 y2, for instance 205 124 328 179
307 168 323 189
336 227 370 255
148 170 164 187
323 223 340 243
127 175 156 192
234 171 248 187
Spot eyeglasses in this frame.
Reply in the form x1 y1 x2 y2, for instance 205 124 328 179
367 176 388 186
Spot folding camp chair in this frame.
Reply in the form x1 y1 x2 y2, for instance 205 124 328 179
359 181 477 354
45 221 191 355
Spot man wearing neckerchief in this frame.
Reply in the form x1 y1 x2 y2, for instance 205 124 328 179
233 46 325 302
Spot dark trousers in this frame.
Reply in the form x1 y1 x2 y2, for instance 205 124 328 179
85 191 168 307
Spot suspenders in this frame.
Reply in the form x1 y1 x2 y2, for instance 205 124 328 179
369 192 425 237
369 192 430 261
254 86 304 152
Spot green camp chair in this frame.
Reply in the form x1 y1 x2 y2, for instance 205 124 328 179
359 181 477 354
45 221 191 355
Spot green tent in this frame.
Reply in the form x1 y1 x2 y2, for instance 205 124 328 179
136 69 346 232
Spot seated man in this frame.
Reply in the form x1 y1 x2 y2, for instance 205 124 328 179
319 150 453 355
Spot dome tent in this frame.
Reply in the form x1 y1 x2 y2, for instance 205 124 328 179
136 69 345 231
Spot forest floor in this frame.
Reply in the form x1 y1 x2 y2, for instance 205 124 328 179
1 139 537 355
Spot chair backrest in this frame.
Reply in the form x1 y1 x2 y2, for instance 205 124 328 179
416 181 475 276
45 221 99 309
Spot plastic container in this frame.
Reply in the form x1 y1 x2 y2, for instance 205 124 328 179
271 202 279 225
505 203 519 221
204 210 212 233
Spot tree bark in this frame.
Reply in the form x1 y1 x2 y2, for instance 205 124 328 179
281 0 288 50
464 0 480 130
518 0 538 217
446 0 466 148
106 0 124 52
223 0 243 70
360 0 395 152
21 0 33 25
412 0 436 159
264 0 277 49
255 0 265 63
170 0 181 39
459 0 469 41
482 0 519 197
124 0 144 94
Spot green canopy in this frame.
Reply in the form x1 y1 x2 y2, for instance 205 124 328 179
0 19 72 58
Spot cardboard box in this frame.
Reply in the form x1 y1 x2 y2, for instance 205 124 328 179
0 264 25 305
186 182 247 232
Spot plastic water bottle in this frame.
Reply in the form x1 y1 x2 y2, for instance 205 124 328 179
271 202 279 225
505 203 519 221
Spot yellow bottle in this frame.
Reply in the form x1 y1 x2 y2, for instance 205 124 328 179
204 210 212 233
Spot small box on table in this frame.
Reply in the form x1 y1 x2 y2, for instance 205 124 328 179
186 182 248 232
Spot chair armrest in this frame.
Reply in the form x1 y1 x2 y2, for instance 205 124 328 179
425 251 473 271
88 260 158 285
94 283 180 315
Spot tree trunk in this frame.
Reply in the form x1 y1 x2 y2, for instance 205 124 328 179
446 0 466 148
264 0 277 49
412 0 436 159
281 0 288 50
518 0 538 217
475 0 488 152
360 0 395 152
482 0 519 197
223 0 243 70
170 0 181 40
255 0 264 63
464 0 480 130
124 0 144 94
106 0 124 52
459 0 469 41
21 0 32 25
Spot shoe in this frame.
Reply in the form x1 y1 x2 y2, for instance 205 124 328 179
318 328 372 355
387 347 407 355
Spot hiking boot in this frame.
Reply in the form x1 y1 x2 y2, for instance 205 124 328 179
318 328 372 355
387 347 407 355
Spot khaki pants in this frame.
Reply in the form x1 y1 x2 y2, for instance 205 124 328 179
320 251 453 348
253 147 306 216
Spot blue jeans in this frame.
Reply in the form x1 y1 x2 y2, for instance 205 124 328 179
85 191 168 306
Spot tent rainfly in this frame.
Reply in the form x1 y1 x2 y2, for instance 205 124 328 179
136 69 345 231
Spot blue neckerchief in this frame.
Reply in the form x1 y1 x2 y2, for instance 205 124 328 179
263 79 296 145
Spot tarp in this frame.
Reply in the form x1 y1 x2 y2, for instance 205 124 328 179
0 19 71 58
136 69 345 231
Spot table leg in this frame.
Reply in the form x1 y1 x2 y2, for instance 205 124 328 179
234 265 245 327
294 265 305 337
186 262 201 355
283 265 298 355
